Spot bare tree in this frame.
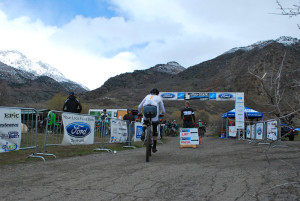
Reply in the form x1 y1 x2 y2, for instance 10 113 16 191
277 0 300 28
249 52 300 141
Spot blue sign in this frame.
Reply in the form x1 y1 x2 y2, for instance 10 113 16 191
257 127 262 136
161 93 176 99
177 93 185 100
209 93 216 100
66 122 91 138
218 93 233 99
136 126 143 139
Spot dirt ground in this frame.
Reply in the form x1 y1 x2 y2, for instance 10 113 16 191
1 134 300 201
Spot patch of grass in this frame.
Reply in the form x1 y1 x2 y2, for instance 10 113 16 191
0 139 168 166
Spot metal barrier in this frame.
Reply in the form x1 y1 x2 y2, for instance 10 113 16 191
1 108 142 161
94 118 112 152
243 119 283 147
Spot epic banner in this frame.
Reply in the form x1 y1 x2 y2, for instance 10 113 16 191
0 108 22 153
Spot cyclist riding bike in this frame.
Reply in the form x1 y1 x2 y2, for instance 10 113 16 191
138 88 166 153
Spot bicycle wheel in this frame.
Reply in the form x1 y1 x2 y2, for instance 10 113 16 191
145 126 152 162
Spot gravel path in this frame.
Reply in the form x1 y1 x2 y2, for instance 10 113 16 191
1 135 300 201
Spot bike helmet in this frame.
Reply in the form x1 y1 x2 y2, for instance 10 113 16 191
150 88 159 95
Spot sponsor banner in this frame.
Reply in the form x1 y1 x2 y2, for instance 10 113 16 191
216 92 236 101
267 120 278 140
134 122 143 141
160 92 243 102
246 125 251 139
235 121 245 130
110 119 128 143
236 93 245 103
185 92 209 100
235 99 244 129
160 92 178 100
160 92 186 100
250 124 256 139
229 126 237 137
62 113 95 145
208 92 236 101
256 122 264 140
180 128 199 145
0 108 22 153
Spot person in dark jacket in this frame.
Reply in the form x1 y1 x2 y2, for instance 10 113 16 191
123 109 135 122
181 101 196 128
62 92 82 113
123 109 136 145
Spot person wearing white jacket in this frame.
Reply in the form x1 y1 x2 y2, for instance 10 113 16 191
138 88 165 153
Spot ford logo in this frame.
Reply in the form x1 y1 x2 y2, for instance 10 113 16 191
66 122 91 138
257 127 262 135
218 93 233 99
161 93 176 98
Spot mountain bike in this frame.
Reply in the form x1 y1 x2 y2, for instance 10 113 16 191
141 105 160 162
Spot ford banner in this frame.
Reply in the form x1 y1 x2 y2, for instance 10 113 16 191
62 113 95 145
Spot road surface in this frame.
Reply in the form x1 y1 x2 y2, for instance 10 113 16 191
1 136 300 201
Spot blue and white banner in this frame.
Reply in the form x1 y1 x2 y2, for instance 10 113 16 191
160 92 185 100
160 92 238 101
256 122 264 140
246 125 251 139
62 113 95 145
209 92 236 101
0 108 22 153
134 122 143 141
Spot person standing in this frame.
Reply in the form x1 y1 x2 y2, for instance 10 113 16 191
181 101 195 128
123 109 136 145
62 92 82 113
101 109 108 121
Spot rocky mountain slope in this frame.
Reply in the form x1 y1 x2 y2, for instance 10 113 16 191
82 36 300 118
0 59 88 107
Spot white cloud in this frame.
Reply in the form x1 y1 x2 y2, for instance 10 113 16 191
0 0 299 90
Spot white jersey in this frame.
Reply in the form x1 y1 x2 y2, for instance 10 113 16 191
138 94 166 122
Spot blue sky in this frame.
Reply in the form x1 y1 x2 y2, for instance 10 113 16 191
0 0 117 26
0 0 298 90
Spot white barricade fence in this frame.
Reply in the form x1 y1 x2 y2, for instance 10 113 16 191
242 119 281 145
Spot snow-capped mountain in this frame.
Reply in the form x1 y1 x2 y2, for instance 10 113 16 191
224 36 300 55
0 50 89 90
149 61 185 74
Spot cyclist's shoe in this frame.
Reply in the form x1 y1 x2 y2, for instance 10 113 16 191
141 132 145 141
152 147 157 153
